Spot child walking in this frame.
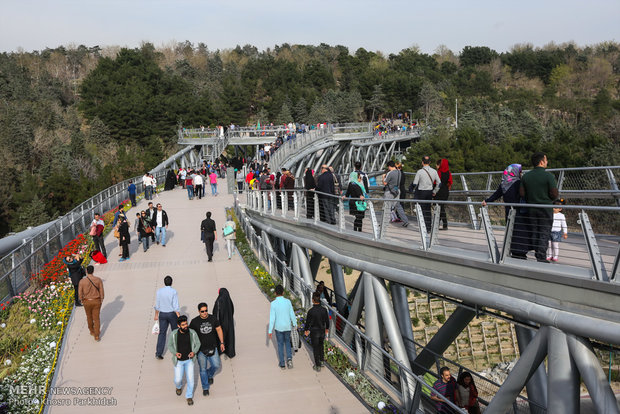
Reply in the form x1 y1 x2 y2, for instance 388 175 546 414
547 199 568 262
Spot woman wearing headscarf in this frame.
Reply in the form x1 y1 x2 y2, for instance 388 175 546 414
482 164 529 259
344 172 367 232
222 215 236 260
304 168 316 219
435 159 453 230
212 288 235 358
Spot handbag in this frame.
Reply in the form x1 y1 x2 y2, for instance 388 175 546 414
355 200 367 211
223 225 234 237
113 227 120 238
89 225 97 236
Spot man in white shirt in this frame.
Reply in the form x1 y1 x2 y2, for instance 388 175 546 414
153 203 170 247
412 156 441 231
143 173 153 200
193 173 204 200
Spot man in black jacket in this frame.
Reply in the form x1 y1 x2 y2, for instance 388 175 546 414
304 292 330 371
315 165 336 224
200 211 217 261
152 203 170 247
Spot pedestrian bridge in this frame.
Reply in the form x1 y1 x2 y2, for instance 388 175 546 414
1 141 619 413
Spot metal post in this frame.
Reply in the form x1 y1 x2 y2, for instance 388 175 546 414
547 328 579 413
328 259 347 313
500 208 516 263
414 203 428 250
313 193 320 225
566 334 620 414
460 176 479 229
362 272 382 376
578 210 609 281
605 168 620 207
429 204 440 248
371 276 415 400
390 283 417 362
480 206 500 263
515 325 548 413
367 201 380 240
486 327 549 413
338 198 345 232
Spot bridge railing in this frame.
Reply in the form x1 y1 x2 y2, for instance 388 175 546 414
236 205 467 413
0 144 212 304
243 188 620 282
399 166 620 201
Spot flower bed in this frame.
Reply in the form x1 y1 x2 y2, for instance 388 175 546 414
0 200 134 413
229 208 400 413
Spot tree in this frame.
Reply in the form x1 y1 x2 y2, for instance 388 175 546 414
294 97 308 124
418 81 441 124
276 102 293 124
14 195 51 232
367 85 386 121
460 46 499 67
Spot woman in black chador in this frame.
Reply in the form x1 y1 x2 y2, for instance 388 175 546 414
212 288 236 358
164 169 177 191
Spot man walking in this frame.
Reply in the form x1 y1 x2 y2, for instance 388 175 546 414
431 366 459 413
383 160 410 228
520 152 558 263
154 276 180 359
128 180 137 207
268 285 297 369
200 212 217 262
146 202 156 243
193 171 204 200
153 203 169 247
411 156 440 230
90 213 107 258
304 292 329 371
190 303 225 396
167 315 200 406
315 165 336 224
143 172 153 200
78 265 104 341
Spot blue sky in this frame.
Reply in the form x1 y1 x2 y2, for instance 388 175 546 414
1 0 619 54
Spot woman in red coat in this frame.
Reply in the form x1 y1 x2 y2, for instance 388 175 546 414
456 371 480 414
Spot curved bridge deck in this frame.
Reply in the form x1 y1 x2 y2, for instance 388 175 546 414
49 184 366 413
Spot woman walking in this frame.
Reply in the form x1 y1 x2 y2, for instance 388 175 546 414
435 159 452 230
304 168 316 219
482 164 530 259
222 215 236 260
456 372 480 414
212 288 236 358
137 210 152 252
118 216 131 262
344 172 367 232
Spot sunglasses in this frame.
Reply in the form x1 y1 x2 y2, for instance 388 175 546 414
199 309 208 313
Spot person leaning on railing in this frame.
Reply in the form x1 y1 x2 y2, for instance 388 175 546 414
482 164 529 260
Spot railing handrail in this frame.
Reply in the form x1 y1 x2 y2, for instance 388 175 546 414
253 188 620 212
236 202 545 412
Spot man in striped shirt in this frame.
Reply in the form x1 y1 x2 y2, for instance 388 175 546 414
431 366 459 413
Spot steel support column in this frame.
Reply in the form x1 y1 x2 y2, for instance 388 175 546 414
486 327 549 413
309 251 322 280
515 325 548 413
329 259 348 314
566 334 620 414
547 327 579 414
390 283 417 362
412 306 476 375
363 272 382 375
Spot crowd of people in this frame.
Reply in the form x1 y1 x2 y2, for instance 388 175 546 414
154 276 236 405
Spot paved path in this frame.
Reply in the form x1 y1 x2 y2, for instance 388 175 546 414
49 181 367 413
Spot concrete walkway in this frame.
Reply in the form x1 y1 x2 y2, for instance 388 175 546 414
49 180 367 413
